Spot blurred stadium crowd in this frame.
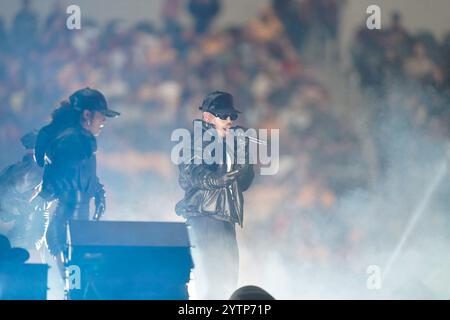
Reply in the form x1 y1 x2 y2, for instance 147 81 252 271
1 0 450 293
353 11 450 143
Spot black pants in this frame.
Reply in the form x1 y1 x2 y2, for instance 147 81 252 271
46 199 90 257
187 216 239 300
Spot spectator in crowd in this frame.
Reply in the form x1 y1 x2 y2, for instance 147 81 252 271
162 0 183 36
272 0 309 51
188 0 221 35
12 0 38 56
0 17 8 53
404 41 436 83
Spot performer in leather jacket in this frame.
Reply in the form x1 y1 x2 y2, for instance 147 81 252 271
0 131 45 250
35 88 120 266
176 91 254 299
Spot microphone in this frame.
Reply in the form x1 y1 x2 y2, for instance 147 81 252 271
230 126 267 145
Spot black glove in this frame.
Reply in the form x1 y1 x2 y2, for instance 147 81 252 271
93 191 106 221
206 170 241 188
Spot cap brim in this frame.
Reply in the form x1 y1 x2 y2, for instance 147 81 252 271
200 107 242 114
214 108 242 115
101 109 121 118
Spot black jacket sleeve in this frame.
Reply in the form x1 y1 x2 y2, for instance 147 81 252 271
179 155 224 191
236 164 254 192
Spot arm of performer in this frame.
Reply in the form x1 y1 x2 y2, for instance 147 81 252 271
93 181 105 221
179 158 240 190
234 136 255 192
235 163 254 192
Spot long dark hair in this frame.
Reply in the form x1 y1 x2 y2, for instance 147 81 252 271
34 100 84 167
49 100 84 130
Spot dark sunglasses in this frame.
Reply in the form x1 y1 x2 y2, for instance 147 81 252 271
214 113 238 121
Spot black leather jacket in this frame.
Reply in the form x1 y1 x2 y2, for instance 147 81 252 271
0 153 44 248
37 125 104 220
175 120 254 227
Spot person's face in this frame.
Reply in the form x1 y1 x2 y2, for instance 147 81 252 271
414 43 426 57
84 110 107 136
203 112 236 138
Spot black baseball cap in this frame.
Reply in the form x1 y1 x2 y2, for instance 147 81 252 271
70 87 120 118
199 91 241 115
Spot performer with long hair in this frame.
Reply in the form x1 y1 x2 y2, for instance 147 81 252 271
35 88 120 271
